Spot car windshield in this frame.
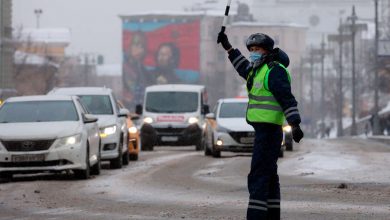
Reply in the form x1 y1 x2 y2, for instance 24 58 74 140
79 95 113 115
0 101 79 123
145 92 198 113
219 102 247 118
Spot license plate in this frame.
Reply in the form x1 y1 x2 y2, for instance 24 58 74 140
240 137 254 144
12 154 45 162
161 136 178 142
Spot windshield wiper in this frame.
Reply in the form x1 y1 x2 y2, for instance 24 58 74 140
146 107 163 113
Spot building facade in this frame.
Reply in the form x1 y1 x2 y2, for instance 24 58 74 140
251 0 374 45
119 11 307 107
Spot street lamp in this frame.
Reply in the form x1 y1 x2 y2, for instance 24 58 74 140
34 9 43 29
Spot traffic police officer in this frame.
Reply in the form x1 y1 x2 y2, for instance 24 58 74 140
218 32 304 220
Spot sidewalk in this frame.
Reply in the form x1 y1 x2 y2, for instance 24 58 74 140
368 135 390 145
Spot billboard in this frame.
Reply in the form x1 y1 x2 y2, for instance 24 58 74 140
122 17 201 107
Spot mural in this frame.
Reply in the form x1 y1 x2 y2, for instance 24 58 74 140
122 18 201 108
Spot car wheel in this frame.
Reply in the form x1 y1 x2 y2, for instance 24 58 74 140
74 143 91 179
279 148 284 158
129 153 138 161
285 142 293 151
91 145 101 176
122 150 130 165
141 138 154 151
195 138 203 151
212 148 221 158
110 142 123 169
204 132 212 156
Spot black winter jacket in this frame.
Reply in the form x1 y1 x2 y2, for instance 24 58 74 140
228 48 301 126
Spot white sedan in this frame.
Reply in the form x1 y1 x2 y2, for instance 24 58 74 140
0 95 101 180
203 98 286 158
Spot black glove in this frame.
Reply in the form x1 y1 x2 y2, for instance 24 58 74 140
217 31 232 51
292 125 304 143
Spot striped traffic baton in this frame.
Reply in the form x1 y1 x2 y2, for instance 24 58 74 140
221 0 232 33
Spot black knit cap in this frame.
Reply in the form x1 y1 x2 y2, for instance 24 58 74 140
246 33 274 51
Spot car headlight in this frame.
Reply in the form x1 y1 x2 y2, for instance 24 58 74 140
188 117 199 124
128 126 138 134
143 117 153 124
283 125 292 133
56 134 82 148
100 125 117 138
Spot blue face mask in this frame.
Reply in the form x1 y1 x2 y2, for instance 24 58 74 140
249 52 262 62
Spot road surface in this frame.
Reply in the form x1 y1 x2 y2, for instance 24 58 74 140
0 138 389 220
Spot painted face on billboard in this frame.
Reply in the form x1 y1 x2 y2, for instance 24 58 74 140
122 17 200 108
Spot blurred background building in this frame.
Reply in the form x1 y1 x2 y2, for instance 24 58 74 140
0 0 14 93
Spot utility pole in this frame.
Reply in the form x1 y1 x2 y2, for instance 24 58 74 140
329 20 352 137
338 17 344 137
348 5 358 136
320 36 326 138
309 47 315 137
373 0 381 135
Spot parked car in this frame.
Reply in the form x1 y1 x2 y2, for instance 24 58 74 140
137 84 209 151
0 95 101 180
48 87 129 169
117 101 140 161
203 98 286 158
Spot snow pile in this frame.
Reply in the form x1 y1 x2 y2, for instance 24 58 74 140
279 139 390 183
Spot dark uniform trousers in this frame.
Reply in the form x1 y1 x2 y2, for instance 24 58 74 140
247 123 283 220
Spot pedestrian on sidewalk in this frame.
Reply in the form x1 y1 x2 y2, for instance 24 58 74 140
217 31 304 220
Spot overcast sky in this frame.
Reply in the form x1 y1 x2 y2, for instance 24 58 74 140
13 0 245 64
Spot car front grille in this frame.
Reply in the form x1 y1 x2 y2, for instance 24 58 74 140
228 132 255 144
0 160 71 167
155 127 185 135
1 140 55 152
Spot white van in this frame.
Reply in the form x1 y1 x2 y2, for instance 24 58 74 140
137 84 209 151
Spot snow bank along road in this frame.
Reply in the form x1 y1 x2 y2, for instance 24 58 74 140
0 138 389 220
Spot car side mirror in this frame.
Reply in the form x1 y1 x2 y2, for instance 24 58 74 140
202 105 210 115
205 113 215 120
83 114 98 123
135 104 143 115
118 108 130 118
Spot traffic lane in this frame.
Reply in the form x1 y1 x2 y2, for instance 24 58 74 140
0 147 247 220
0 140 390 219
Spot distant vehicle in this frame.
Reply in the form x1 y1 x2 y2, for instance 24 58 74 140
203 98 286 158
117 101 140 161
0 95 101 179
137 84 209 151
48 87 129 169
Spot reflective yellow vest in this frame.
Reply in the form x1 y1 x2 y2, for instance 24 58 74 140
246 63 291 125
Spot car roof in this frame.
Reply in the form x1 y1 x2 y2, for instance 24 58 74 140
6 95 74 102
219 98 249 103
49 87 113 95
145 84 205 92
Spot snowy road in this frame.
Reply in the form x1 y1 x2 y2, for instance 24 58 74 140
0 138 389 220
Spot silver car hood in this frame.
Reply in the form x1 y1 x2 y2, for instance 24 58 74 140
217 118 254 132
0 122 81 140
94 115 117 128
